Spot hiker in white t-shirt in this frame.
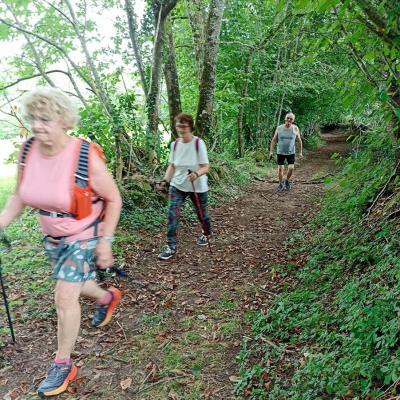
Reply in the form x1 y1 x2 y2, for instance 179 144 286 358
157 113 211 260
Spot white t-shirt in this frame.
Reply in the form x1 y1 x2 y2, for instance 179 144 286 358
169 136 209 193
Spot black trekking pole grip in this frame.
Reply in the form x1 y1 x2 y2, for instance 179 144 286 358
188 170 212 253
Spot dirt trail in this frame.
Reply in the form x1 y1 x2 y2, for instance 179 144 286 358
0 132 350 400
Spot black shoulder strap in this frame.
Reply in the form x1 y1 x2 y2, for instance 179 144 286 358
75 139 90 188
19 137 35 170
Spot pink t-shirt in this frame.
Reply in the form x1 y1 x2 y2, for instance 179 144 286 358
19 137 105 243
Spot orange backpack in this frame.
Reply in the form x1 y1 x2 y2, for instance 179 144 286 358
19 137 105 220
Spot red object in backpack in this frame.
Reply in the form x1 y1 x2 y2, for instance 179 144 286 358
19 137 105 220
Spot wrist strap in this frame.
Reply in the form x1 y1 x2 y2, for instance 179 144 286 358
102 235 114 243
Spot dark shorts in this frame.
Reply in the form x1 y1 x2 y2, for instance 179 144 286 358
277 154 295 165
44 237 98 282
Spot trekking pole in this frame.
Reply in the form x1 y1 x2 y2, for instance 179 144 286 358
188 170 212 253
0 232 16 343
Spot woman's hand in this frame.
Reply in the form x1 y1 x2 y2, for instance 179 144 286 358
95 239 113 269
188 171 199 182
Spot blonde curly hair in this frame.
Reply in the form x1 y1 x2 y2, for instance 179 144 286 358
21 87 79 130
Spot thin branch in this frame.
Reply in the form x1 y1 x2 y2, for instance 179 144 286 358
40 0 74 25
0 69 71 91
0 17 95 92
0 119 21 129
3 2 56 87
125 0 148 97
62 0 112 117
1 92 26 129
0 93 26 109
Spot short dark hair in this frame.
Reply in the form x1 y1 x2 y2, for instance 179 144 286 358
174 113 194 131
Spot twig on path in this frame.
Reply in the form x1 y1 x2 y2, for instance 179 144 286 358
138 363 158 391
260 336 279 348
376 376 400 399
384 208 400 221
111 356 130 364
116 321 128 342
135 376 184 395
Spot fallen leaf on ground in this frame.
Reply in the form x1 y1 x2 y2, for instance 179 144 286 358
120 377 132 390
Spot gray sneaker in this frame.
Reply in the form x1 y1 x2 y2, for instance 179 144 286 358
196 234 209 246
285 180 292 190
158 245 176 260
277 182 285 192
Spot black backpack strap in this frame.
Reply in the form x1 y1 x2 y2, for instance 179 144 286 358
19 137 35 170
75 139 90 188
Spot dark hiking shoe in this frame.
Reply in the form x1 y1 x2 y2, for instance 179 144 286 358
196 234 209 246
91 287 122 328
158 245 176 260
285 180 292 190
37 362 78 398
277 182 285 192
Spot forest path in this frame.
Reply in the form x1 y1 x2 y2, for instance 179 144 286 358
1 131 350 400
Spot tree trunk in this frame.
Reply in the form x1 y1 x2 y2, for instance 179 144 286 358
237 50 253 158
195 0 225 139
146 0 178 163
185 0 206 80
125 0 148 98
164 17 182 140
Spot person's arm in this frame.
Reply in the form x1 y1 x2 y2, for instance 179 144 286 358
188 139 210 182
269 128 279 158
0 162 26 230
0 192 25 230
295 126 303 159
90 152 122 269
163 164 176 183
188 164 209 182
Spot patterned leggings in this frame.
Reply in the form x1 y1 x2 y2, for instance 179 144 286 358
167 186 211 249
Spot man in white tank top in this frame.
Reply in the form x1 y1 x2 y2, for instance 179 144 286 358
269 113 303 191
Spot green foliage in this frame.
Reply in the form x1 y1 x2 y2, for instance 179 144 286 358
77 90 146 170
236 129 400 398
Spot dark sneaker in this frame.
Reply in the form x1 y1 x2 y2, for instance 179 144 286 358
37 362 78 398
277 182 285 192
196 234 209 246
158 245 176 260
285 180 292 190
91 287 122 328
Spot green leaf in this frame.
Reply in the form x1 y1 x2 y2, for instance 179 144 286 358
276 0 286 12
364 51 376 62
317 0 340 12
0 24 11 39
378 91 389 102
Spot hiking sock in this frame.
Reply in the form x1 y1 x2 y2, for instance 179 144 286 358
97 291 112 305
54 357 71 365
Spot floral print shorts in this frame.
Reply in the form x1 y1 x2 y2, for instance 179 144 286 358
44 237 98 282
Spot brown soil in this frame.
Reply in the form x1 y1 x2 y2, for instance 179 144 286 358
0 132 350 400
